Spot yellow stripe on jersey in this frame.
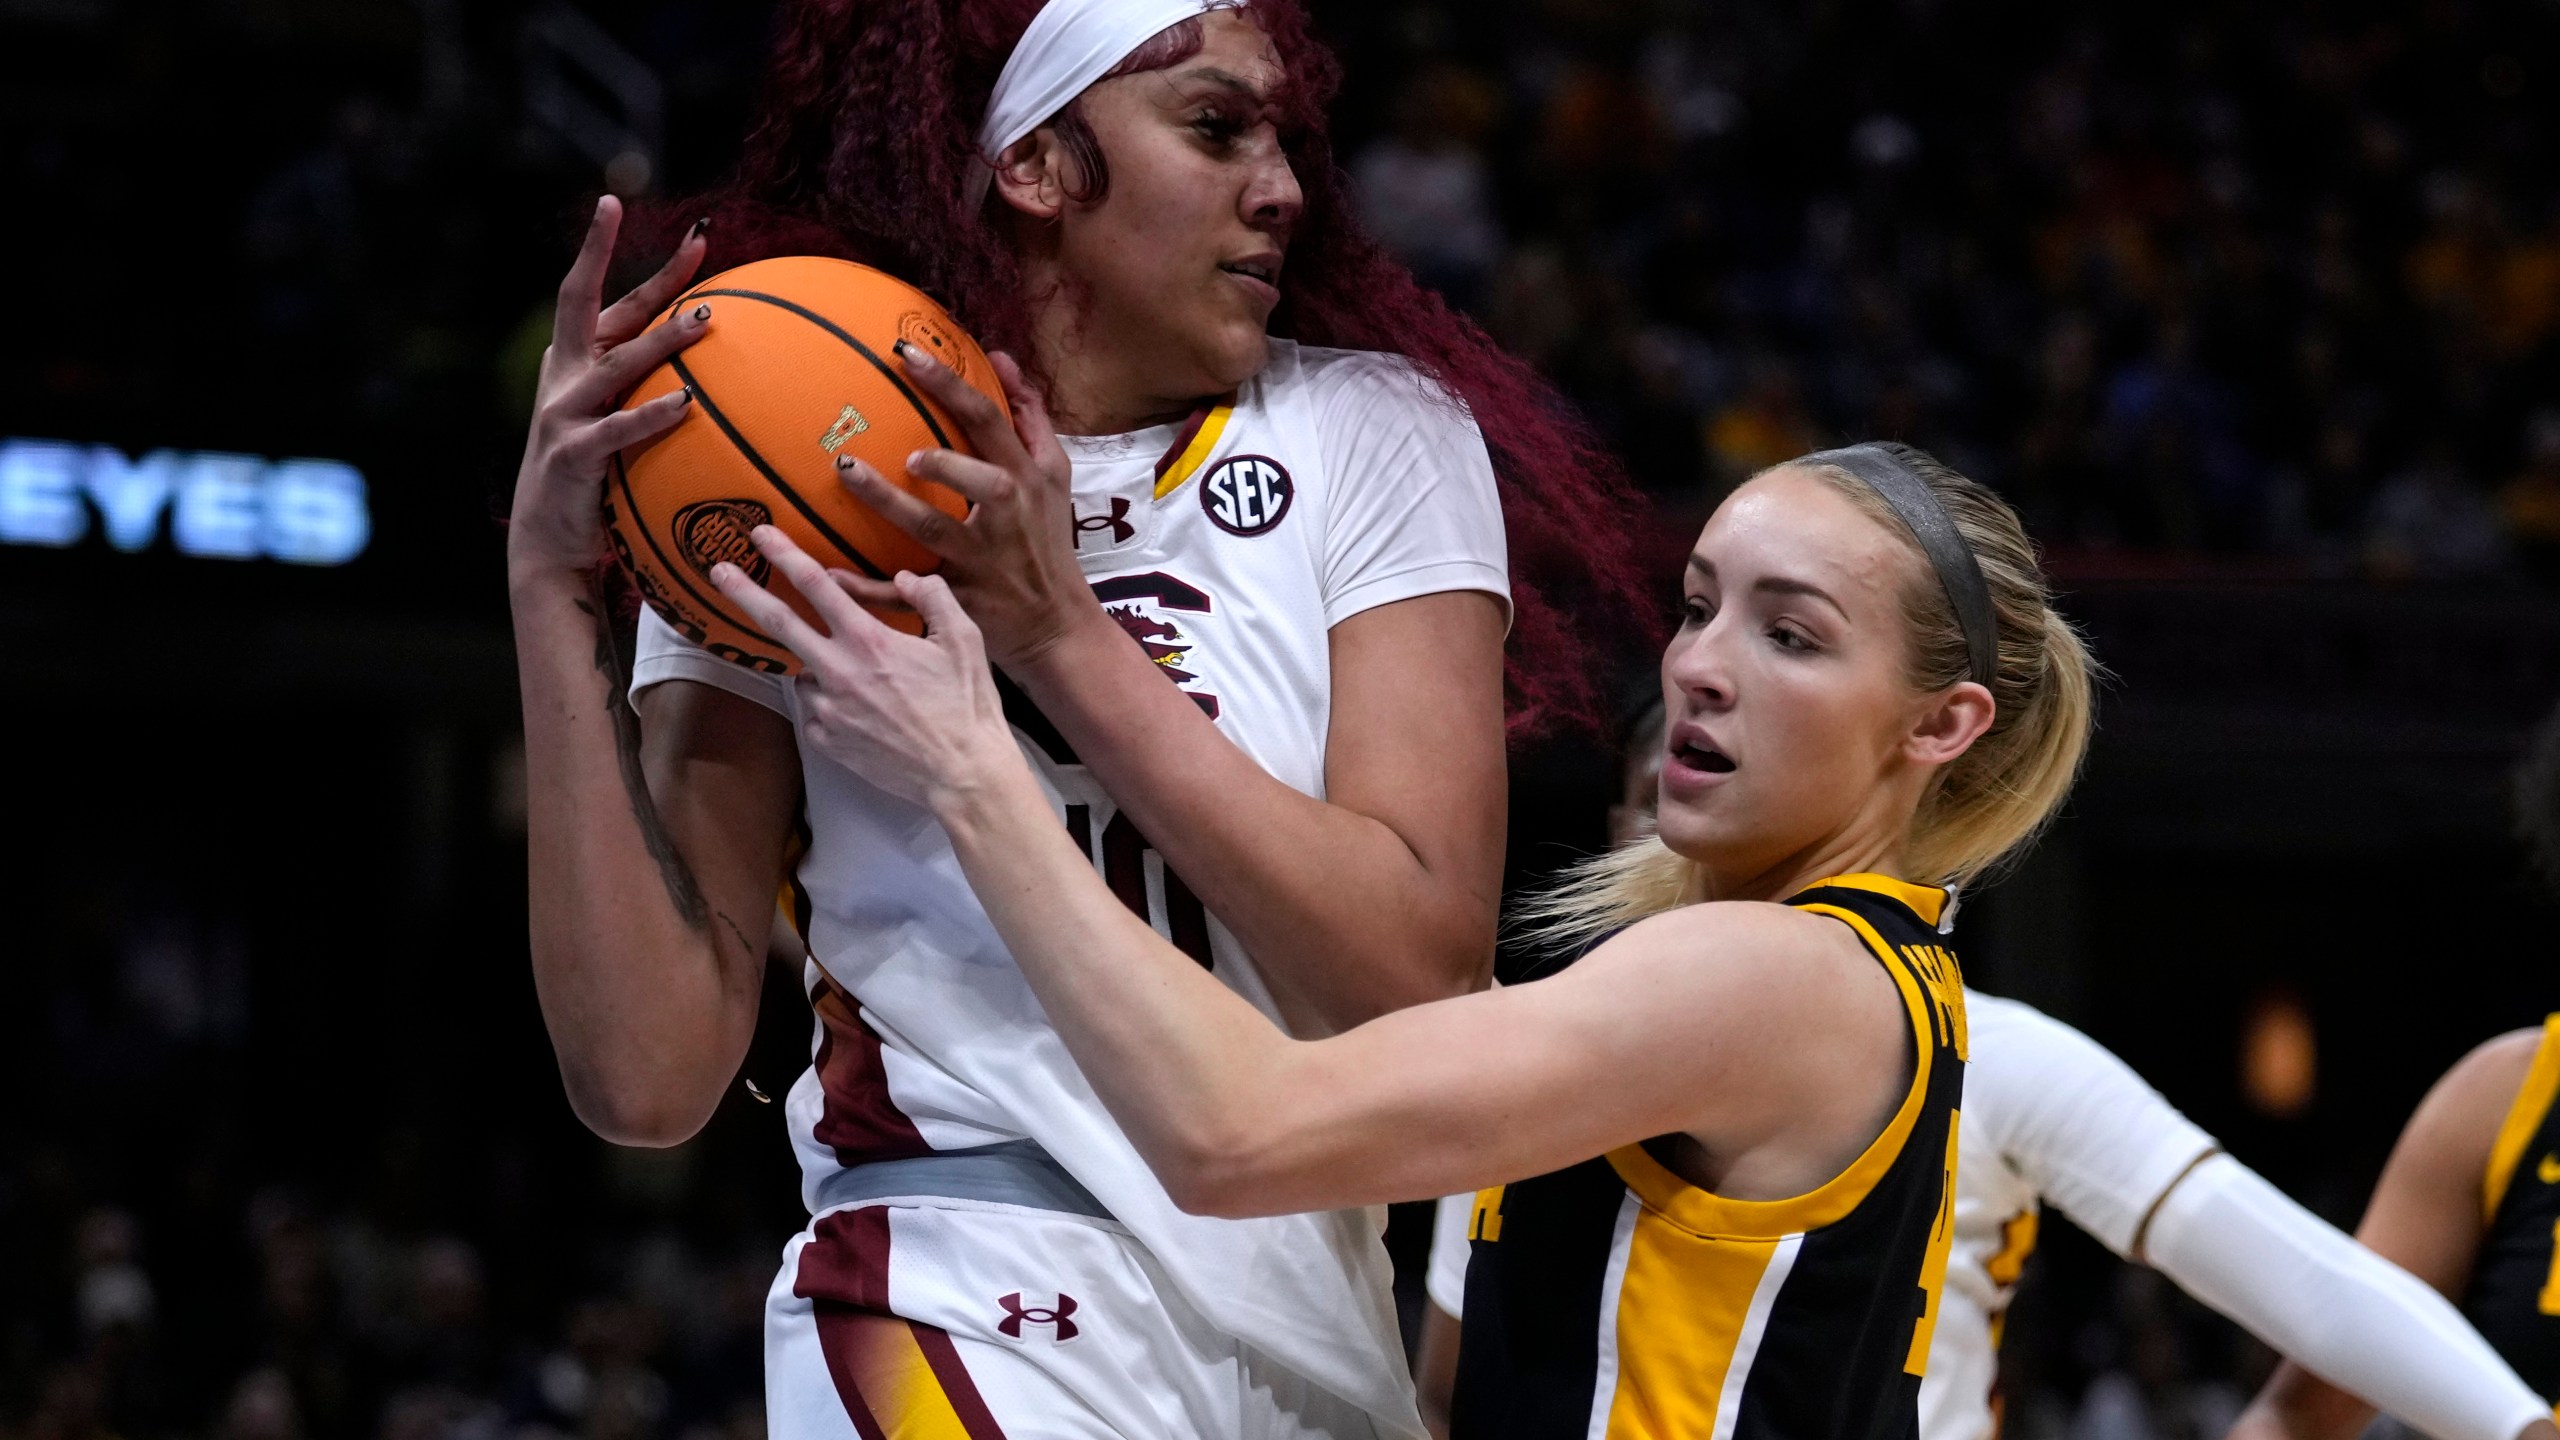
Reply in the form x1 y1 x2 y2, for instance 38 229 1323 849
2486 1015 2560 1223
825 1311 1002 1440
1605 1222 1790 1438
1904 1114 1962 1375
1806 872 1950 930
1601 897 1943 1239
1455 872 1964 1440
1152 401 1235 499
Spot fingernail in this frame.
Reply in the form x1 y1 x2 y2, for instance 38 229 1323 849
675 387 694 405
710 562 737 584
690 302 711 323
895 339 939 370
687 215 711 240
835 454 858 473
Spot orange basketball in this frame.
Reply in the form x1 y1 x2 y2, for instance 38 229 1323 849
605 255 1004 674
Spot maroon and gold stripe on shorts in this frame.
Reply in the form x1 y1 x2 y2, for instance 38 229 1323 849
813 1303 1009 1440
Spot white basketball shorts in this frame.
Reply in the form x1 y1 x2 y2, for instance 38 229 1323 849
764 1199 1387 1439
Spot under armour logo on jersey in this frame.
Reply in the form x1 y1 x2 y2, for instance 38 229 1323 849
1201 455 1293 536
1073 497 1135 548
996 1291 1079 1340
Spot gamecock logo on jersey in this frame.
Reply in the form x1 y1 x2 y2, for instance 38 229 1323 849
1092 571 1219 719
672 499 774 584
1201 454 1293 536
997 1291 1080 1341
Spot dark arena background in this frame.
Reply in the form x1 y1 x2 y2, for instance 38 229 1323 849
7 0 2560 1436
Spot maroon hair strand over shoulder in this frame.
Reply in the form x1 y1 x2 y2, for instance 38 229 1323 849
628 0 1655 737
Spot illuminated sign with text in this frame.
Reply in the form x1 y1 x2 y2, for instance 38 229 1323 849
0 438 371 565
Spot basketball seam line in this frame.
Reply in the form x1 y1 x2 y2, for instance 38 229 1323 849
681 287 957 451
667 352 893 582
609 451 789 652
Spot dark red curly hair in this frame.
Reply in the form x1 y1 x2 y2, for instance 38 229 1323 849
627 0 1653 736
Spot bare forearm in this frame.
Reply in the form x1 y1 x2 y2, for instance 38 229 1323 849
935 760 1674 1216
509 562 764 1142
1415 1304 1461 1440
1013 616 1488 1026
2231 1368 2378 1440
931 758 1294 1195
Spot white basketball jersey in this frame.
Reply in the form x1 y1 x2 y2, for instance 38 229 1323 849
632 339 1508 1433
1920 991 2218 1440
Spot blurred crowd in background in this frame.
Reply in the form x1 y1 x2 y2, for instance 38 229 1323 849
1338 0 2560 581
8 0 2560 1437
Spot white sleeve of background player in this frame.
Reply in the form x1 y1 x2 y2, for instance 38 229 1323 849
1980 996 2220 1255
1426 1190 1473 1317
628 605 794 719
2146 1156 2552 1440
1310 353 1511 630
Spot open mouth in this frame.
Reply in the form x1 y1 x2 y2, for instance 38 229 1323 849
1220 258 1280 285
1671 739 1736 774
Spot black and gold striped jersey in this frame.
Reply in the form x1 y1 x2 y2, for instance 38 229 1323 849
2466 1013 2560 1403
1452 874 1968 1440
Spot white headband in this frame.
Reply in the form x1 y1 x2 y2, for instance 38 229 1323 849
969 0 1219 205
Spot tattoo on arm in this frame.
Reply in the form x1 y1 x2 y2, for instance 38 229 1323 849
583 583 710 929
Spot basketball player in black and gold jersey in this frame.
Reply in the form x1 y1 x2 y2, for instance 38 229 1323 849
1452 872 1971 1439
2230 707 2560 1440
2225 1023 2560 1440
710 441 2095 1439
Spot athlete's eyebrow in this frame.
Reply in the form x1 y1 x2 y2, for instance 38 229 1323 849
1754 575 1847 616
1686 556 1846 615
1166 66 1272 103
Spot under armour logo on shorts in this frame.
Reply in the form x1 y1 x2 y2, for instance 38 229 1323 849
996 1291 1080 1340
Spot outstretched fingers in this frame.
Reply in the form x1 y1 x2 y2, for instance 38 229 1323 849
707 556 834 668
902 446 1021 506
839 455 977 553
989 351 1070 486
747 526 886 643
897 342 1025 470
826 569 914 613
568 301 713 413
597 219 713 348
553 196 622 356
898 572 985 662
568 385 694 465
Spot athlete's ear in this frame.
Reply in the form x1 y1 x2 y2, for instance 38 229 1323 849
991 131 1071 221
1903 681 1995 770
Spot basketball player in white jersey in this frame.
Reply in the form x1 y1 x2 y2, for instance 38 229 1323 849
499 0 1661 1431
1414 700 2551 1440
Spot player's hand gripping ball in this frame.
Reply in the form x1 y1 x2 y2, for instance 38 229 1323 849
606 256 1007 673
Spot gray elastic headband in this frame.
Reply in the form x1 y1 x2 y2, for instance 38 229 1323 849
1800 444 1999 689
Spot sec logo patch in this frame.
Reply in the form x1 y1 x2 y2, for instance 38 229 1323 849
1201 455 1293 536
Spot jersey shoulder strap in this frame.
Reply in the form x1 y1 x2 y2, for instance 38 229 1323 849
1784 873 1969 1068
2484 1014 2560 1224
1593 873 1968 1240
